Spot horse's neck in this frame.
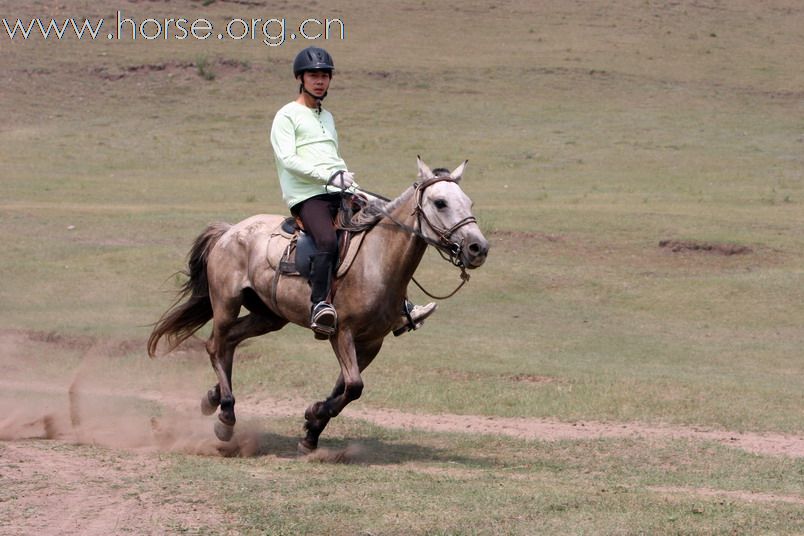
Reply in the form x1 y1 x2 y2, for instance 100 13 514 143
362 188 427 296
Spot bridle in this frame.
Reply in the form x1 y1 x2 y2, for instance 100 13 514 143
411 176 478 269
362 176 477 299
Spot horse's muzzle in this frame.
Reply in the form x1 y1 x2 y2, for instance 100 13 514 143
462 235 489 269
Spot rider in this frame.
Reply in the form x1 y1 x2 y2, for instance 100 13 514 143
270 46 436 338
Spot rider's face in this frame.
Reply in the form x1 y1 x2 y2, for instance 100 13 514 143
301 70 331 97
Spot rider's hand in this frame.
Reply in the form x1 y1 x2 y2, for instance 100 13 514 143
328 170 356 189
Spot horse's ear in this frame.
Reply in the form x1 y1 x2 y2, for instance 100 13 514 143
449 160 468 182
417 155 435 181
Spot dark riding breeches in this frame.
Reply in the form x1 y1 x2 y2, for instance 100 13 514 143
293 193 340 255
292 194 341 303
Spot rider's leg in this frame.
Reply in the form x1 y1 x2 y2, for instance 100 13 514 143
309 251 336 333
296 195 340 336
393 299 438 336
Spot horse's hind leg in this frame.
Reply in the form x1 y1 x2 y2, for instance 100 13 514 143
206 308 287 441
205 303 238 440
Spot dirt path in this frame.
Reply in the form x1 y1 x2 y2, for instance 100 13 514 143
350 407 804 458
238 393 804 459
4 382 802 458
0 322 804 458
4 328 802 461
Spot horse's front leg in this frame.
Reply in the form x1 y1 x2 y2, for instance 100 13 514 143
299 329 363 452
300 335 383 453
299 373 345 453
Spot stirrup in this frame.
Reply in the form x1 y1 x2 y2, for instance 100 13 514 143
310 302 337 339
393 301 437 337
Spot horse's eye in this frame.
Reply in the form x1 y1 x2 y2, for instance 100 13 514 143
434 199 448 210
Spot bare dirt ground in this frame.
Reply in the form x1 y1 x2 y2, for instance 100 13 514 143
1 441 234 536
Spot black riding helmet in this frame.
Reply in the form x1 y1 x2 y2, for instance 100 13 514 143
293 46 334 78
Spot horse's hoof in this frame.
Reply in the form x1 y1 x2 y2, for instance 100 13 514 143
297 440 316 455
201 393 219 416
214 420 235 442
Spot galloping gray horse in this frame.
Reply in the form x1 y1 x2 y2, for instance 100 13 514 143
148 158 489 452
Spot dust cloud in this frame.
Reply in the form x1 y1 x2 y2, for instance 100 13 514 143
0 330 264 457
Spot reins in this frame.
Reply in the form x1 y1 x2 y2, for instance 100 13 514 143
411 266 470 300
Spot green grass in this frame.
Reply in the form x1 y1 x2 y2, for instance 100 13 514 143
1 0 803 533
160 417 804 535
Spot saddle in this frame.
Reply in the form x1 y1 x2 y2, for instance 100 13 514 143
267 217 366 280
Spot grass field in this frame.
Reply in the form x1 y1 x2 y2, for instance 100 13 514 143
1 0 803 534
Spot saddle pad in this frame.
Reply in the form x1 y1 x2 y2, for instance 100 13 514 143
266 222 296 271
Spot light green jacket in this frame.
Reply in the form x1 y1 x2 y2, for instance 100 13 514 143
270 101 352 209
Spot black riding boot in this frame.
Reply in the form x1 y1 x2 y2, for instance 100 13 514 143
309 252 337 338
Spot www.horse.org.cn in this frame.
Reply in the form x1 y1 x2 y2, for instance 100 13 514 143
2 11 346 47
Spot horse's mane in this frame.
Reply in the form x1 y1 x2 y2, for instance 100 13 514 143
337 186 415 231
337 169 450 232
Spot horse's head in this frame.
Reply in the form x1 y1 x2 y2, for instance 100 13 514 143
414 157 489 269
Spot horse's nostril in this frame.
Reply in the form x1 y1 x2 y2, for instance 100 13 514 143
468 241 488 256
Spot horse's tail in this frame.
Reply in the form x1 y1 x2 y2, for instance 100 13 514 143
147 222 231 357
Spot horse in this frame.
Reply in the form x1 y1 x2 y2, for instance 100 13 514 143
147 157 489 452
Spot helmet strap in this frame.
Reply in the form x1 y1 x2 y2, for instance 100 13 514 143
299 83 326 112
